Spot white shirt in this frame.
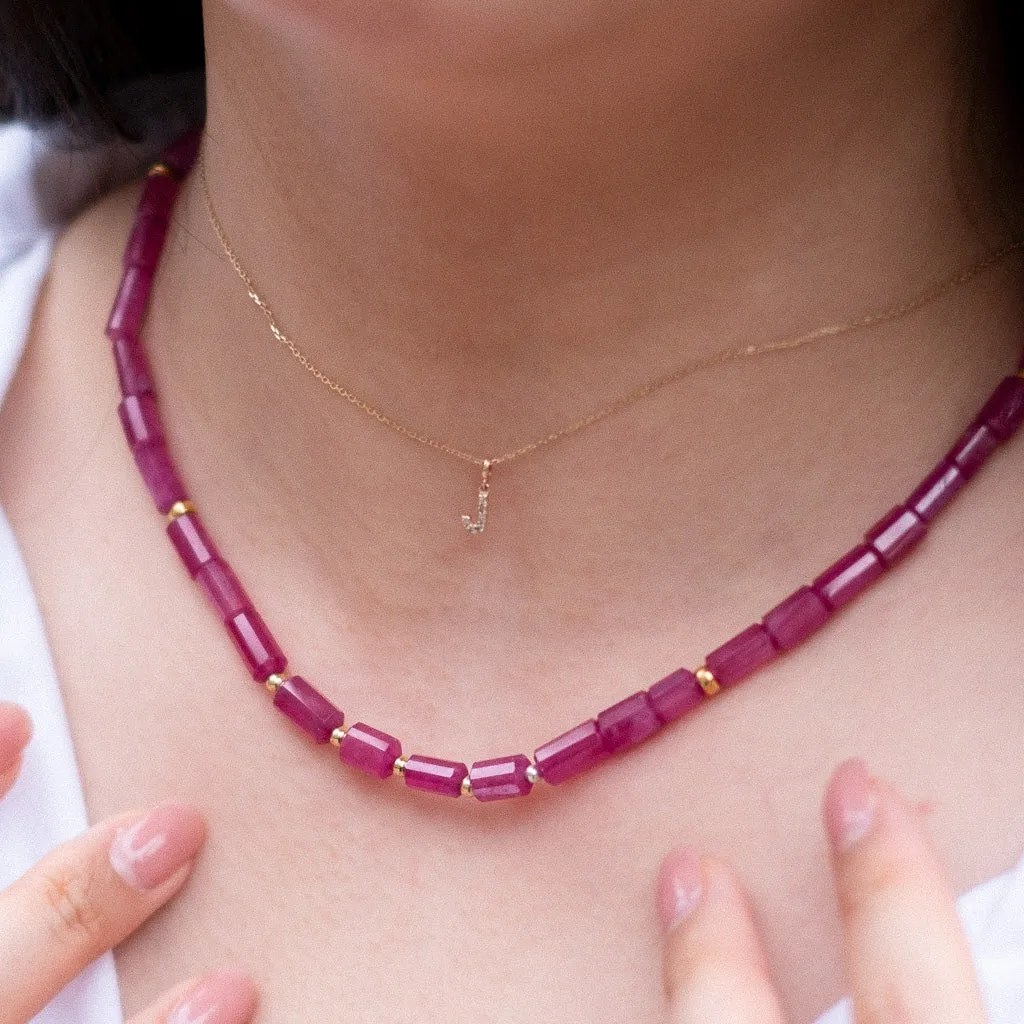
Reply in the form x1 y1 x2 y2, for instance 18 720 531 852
0 120 1022 1023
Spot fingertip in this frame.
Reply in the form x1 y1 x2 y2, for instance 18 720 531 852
656 844 705 933
0 702 33 769
823 757 876 855
168 969 259 1024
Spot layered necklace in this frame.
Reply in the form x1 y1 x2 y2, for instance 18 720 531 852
106 129 1024 803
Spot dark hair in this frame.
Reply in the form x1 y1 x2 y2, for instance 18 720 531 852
0 1 1021 223
0 2 205 142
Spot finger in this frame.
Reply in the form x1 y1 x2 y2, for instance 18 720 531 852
824 758 987 1024
0 802 206 1024
127 970 259 1024
0 703 32 800
658 846 788 1024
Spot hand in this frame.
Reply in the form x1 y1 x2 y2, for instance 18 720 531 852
0 701 259 1024
656 758 987 1024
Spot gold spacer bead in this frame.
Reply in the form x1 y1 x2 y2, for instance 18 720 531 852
696 666 721 696
1017 369 1024 380
265 673 286 694
330 726 347 747
461 774 473 797
147 162 173 178
525 764 541 785
393 755 408 776
167 500 196 522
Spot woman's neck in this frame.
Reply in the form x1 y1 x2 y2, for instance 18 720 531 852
148 0 1021 618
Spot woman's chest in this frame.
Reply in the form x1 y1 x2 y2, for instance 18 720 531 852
2 288 1023 1021
14 467 1024 1024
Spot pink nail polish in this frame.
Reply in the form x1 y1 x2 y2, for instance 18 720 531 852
168 971 258 1024
0 703 32 772
656 845 704 932
824 758 877 854
109 803 206 891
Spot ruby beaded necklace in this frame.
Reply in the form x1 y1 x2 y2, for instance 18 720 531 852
108 130 1024 803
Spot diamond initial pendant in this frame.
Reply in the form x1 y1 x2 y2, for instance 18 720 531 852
461 460 492 535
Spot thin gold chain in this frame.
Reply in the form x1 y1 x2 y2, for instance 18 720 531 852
198 149 1022 470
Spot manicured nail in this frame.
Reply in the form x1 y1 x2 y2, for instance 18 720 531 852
109 803 206 891
168 971 258 1024
0 703 32 772
657 845 704 932
824 757 877 854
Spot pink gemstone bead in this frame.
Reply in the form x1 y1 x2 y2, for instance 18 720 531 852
978 376 1024 441
597 691 662 753
196 558 251 620
118 393 163 449
124 214 169 270
865 505 926 565
947 422 998 479
227 608 286 680
534 719 608 785
167 512 217 576
161 130 202 177
705 623 778 688
763 586 830 651
906 459 965 522
273 676 343 744
340 722 402 779
138 174 180 217
648 667 703 723
111 335 153 396
468 755 534 801
812 544 884 610
132 441 186 513
403 754 468 797
106 265 154 340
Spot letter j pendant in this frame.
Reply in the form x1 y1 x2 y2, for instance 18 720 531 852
462 460 492 535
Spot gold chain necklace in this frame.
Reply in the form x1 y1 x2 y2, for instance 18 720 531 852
197 150 1022 535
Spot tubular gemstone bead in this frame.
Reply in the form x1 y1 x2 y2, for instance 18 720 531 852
705 624 778 688
978 375 1024 440
111 335 153 396
138 174 180 217
132 441 186 514
597 691 662 753
534 719 608 785
160 130 202 178
647 667 704 723
227 608 286 680
167 512 218 576
124 214 169 270
468 755 534 801
812 544 884 610
906 459 965 522
403 755 468 797
865 505 927 566
106 266 154 340
762 586 830 651
196 558 251 620
339 723 403 779
118 393 164 449
273 676 344 744
947 422 999 479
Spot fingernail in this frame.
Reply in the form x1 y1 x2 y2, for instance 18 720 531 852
109 803 206 891
656 845 704 932
824 757 877 854
168 971 258 1024
0 703 32 771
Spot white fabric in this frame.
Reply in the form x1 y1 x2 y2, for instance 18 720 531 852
0 119 1022 1023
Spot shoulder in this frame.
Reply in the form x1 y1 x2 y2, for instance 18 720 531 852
0 122 143 524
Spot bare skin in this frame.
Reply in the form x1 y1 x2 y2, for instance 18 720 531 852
1 0 1023 1020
